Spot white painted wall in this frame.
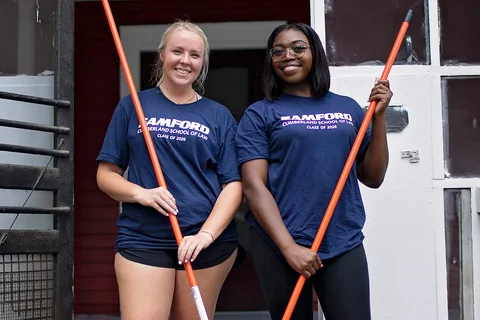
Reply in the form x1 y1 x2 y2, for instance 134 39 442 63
0 75 55 230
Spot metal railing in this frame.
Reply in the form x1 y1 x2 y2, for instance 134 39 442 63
0 0 75 319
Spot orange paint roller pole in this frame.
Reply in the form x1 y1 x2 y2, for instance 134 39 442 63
282 9 414 320
100 1 209 319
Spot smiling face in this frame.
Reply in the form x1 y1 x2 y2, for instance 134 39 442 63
271 29 312 87
160 29 205 88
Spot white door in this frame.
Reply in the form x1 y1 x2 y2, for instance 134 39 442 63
310 0 480 317
329 70 443 320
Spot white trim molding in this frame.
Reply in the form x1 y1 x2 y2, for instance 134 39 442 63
310 0 326 46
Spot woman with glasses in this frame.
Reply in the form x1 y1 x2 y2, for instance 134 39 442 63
235 23 392 320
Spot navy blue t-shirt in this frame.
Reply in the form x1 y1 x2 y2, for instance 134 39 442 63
235 92 371 260
97 87 240 250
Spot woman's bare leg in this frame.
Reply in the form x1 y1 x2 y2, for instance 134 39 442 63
115 252 176 320
170 249 237 320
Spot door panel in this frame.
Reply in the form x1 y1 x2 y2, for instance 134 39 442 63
330 74 440 319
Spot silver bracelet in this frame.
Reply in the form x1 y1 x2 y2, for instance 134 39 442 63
199 230 214 241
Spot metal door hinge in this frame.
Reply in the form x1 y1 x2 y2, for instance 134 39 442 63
475 188 480 214
400 150 420 163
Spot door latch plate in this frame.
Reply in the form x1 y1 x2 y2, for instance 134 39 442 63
401 150 420 163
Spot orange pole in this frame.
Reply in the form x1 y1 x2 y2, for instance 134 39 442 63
100 1 209 319
282 9 414 320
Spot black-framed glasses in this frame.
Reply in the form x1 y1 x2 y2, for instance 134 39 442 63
270 44 310 62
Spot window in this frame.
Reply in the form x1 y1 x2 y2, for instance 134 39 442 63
324 0 429 66
444 189 473 320
442 77 480 178
0 0 55 76
439 0 480 65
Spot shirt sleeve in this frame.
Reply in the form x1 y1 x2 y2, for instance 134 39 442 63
235 103 270 166
355 104 372 163
96 100 130 169
216 115 241 184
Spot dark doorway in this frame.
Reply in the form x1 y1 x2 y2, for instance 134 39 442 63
140 49 265 121
140 49 268 313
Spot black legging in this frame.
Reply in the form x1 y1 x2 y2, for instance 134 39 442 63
251 228 371 320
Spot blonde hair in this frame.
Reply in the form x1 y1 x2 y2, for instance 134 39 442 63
154 20 210 94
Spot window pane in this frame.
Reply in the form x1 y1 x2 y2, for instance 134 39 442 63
444 189 473 320
439 0 480 65
442 77 480 178
444 189 461 320
0 0 56 76
325 0 428 66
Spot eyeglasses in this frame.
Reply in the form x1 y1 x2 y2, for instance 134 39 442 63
270 44 310 62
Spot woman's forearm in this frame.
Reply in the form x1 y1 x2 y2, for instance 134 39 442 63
97 167 143 203
200 181 243 239
358 114 389 188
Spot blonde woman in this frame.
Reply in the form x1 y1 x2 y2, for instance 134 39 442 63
96 20 241 320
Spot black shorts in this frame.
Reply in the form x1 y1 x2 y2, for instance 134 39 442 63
118 241 238 270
